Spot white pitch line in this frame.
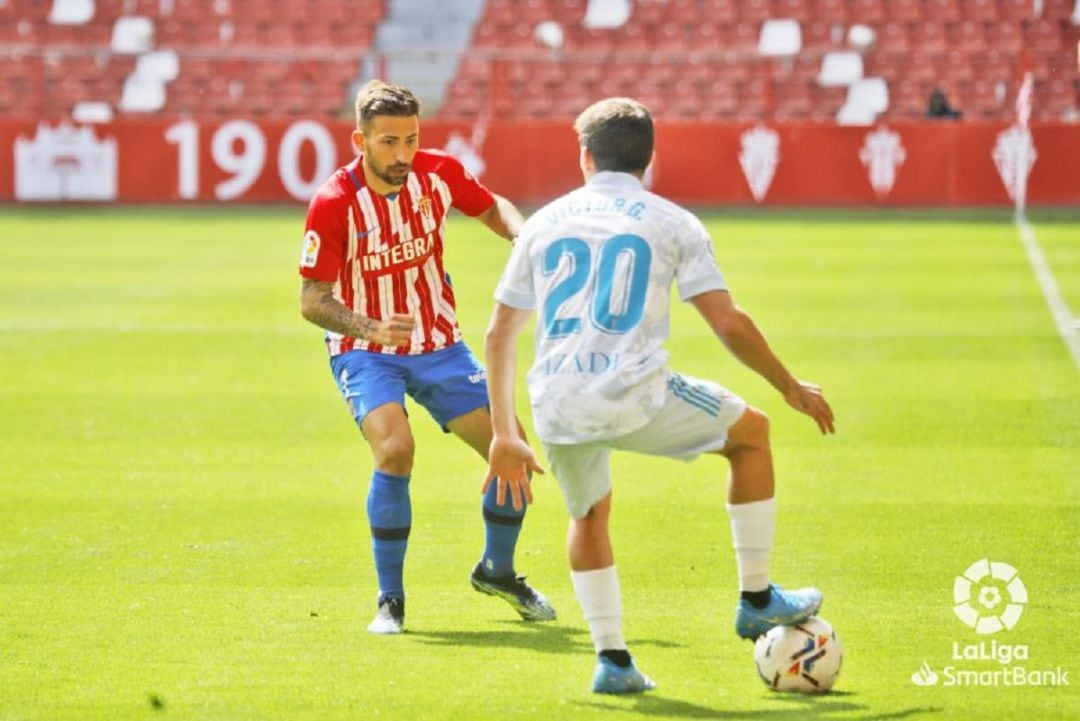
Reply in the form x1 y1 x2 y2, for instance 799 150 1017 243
1014 215 1080 371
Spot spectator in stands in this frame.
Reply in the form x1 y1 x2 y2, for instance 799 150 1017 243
926 88 962 119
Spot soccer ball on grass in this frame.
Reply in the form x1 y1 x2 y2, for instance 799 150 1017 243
753 616 842 693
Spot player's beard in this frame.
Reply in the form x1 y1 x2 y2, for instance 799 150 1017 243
371 158 411 189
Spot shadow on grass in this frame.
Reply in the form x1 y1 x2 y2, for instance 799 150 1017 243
572 692 943 720
409 621 684 655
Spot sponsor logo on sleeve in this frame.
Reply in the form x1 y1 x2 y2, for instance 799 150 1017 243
300 230 321 268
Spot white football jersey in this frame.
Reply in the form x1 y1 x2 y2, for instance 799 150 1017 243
495 171 727 443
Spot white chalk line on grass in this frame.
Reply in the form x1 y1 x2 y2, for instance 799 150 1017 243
1015 216 1080 371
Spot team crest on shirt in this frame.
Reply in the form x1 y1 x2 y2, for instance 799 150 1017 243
415 195 433 220
300 230 320 268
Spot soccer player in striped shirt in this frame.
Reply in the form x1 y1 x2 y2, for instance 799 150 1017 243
483 98 835 693
298 81 555 634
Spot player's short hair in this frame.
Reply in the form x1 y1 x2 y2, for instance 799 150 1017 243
573 98 654 173
355 80 420 129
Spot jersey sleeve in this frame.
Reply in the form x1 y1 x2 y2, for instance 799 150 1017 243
494 233 536 310
298 181 348 282
436 152 496 217
675 212 727 301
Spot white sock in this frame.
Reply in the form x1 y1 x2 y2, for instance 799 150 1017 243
570 566 626 653
726 497 776 593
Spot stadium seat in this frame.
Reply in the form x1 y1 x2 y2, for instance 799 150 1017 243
774 0 812 22
802 20 843 50
923 0 961 22
885 0 922 22
773 79 814 118
740 0 774 24
1025 20 1063 52
836 76 888 123
49 0 94 25
758 19 802 56
849 0 886 23
110 15 153 53
811 0 850 24
998 0 1035 22
877 22 910 52
952 20 986 53
961 0 998 22
986 21 1023 53
912 21 947 53
700 0 739 24
819 51 863 85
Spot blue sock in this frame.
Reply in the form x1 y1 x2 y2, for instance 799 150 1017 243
367 471 411 604
480 478 526 578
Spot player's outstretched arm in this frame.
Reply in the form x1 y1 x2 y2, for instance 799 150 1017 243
690 289 835 435
483 301 544 510
300 279 414 347
477 194 525 241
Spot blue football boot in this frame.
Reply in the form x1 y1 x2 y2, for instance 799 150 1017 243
591 656 657 694
735 584 822 640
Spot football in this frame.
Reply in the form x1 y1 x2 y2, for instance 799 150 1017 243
753 617 843 693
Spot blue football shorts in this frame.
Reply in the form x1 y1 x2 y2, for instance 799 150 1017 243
329 341 489 432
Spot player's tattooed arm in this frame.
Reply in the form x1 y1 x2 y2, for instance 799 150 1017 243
477 194 525 241
300 279 415 346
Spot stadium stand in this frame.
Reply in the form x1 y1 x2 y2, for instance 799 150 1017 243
0 0 1077 122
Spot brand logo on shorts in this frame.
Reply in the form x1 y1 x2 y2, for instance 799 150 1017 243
468 371 487 384
300 230 321 268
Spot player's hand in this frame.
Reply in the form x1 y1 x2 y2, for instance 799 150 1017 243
360 313 415 346
784 380 835 435
484 434 545 511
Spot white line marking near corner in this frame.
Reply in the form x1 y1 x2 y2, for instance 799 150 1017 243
1015 216 1080 371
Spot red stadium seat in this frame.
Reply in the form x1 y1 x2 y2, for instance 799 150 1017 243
701 81 739 120
740 0 775 24
923 0 962 22
885 0 922 22
701 0 740 24
730 22 759 53
911 21 947 54
1025 20 1063 52
986 22 1023 54
1043 0 1078 21
877 22 911 53
849 0 887 23
737 78 769 119
998 0 1036 22
801 21 842 51
774 0 812 22
811 0 850 24
906 52 940 83
864 50 904 81
943 49 975 82
961 0 998 22
952 21 987 53
972 50 1015 83
773 79 814 118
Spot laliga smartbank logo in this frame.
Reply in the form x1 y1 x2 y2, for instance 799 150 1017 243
953 558 1026 634
910 559 1069 688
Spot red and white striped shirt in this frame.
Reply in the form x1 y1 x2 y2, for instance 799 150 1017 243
299 149 495 356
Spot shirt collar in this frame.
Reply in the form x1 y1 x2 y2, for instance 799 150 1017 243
586 171 644 190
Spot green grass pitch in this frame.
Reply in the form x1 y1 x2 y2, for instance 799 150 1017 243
1 206 1077 720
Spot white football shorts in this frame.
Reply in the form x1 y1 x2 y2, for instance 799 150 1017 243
542 372 747 519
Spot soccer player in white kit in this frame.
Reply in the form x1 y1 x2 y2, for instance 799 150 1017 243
483 98 836 694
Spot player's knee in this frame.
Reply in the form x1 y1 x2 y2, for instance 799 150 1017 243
374 435 415 475
732 406 770 451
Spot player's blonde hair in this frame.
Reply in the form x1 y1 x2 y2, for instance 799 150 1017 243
355 80 420 129
573 98 654 173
